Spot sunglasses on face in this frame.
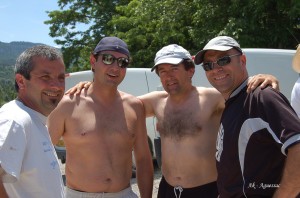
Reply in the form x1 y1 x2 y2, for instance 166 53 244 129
98 54 129 68
202 53 242 71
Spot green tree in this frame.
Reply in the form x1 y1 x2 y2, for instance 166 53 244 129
0 65 16 106
45 0 300 70
191 0 300 49
45 0 130 71
108 0 199 68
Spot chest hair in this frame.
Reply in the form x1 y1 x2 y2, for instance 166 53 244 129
158 108 202 140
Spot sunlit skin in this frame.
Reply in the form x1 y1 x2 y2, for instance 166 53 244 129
138 62 225 188
15 56 65 116
47 50 153 197
203 49 248 100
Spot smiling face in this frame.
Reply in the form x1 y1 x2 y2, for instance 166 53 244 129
16 56 65 116
203 49 247 99
91 50 127 88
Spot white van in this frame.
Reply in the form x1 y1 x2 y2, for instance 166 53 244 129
55 48 297 166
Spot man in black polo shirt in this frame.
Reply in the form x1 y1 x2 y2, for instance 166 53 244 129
194 36 300 197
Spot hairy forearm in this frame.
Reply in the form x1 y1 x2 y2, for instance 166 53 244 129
273 144 300 197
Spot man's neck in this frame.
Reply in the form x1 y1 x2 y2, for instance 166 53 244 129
168 85 195 104
89 83 120 105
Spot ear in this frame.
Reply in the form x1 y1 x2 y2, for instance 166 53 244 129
90 54 96 71
188 67 195 78
240 54 247 67
15 74 26 90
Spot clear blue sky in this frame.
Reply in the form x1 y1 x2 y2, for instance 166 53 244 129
0 0 61 47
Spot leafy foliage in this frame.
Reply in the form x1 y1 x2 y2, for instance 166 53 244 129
108 0 200 68
45 0 300 70
0 65 16 106
1 0 299 105
45 0 130 71
191 0 300 49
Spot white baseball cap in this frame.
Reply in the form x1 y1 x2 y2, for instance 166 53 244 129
151 44 192 72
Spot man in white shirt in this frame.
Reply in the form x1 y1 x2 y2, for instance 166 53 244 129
0 45 66 198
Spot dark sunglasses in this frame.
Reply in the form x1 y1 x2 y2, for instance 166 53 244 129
98 53 129 68
202 53 242 71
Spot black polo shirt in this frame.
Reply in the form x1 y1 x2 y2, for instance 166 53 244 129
216 79 300 197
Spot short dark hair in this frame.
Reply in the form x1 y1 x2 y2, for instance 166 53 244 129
155 58 195 76
14 45 63 92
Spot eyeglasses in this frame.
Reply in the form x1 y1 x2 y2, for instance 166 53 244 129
202 53 242 71
98 54 129 68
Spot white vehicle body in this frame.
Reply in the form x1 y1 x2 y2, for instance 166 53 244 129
56 48 296 163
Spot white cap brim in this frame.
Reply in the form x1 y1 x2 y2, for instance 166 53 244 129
151 57 183 71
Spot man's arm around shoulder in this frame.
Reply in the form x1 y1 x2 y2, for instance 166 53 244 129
138 91 167 118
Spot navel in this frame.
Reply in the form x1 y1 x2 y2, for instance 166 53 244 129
105 178 112 184
175 176 182 181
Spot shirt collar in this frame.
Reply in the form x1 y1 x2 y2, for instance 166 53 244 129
228 77 249 100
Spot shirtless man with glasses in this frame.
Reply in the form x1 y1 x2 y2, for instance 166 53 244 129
47 37 154 198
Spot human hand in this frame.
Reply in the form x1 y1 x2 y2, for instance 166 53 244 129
65 81 92 95
247 74 280 93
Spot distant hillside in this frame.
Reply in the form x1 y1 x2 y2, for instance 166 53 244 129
0 41 44 66
0 41 47 106
0 65 16 106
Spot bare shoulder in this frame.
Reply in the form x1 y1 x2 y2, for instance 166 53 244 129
196 87 222 98
136 91 168 117
195 86 225 111
138 90 168 102
56 92 91 111
119 91 143 106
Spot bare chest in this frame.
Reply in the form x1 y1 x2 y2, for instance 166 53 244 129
65 101 137 141
155 101 204 139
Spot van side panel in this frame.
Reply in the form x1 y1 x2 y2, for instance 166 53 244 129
244 49 296 100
